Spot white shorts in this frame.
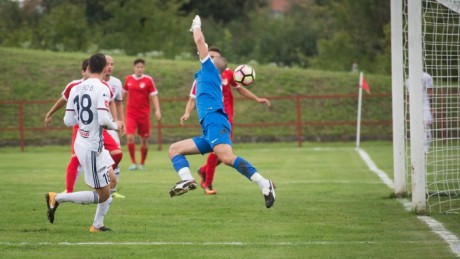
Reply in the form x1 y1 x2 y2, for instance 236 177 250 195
74 143 114 189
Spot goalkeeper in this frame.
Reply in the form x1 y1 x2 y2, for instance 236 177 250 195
168 15 276 208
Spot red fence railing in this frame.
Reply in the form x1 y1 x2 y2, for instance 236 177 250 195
0 93 393 151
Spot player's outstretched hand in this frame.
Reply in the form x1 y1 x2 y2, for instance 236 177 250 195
116 121 126 136
190 15 201 32
44 114 52 127
180 113 190 126
257 98 271 107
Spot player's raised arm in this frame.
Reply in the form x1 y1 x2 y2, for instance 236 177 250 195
190 15 208 60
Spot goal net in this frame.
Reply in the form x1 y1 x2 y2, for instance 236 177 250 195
397 0 460 213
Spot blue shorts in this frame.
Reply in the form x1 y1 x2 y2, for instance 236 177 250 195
193 111 232 154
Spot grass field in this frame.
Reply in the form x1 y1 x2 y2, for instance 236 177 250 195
0 142 459 258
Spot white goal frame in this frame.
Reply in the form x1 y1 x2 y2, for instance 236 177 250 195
392 0 460 213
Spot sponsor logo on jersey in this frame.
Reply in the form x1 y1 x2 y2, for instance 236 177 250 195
140 82 145 88
79 129 90 138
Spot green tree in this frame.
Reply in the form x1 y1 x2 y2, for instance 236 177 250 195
0 0 23 46
38 2 90 51
222 2 328 67
311 0 391 72
100 0 191 57
180 0 266 24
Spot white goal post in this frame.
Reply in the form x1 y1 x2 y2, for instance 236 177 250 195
392 0 460 213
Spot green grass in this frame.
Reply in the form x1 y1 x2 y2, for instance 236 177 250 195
0 142 459 258
0 47 393 144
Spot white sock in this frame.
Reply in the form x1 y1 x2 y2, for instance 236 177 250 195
114 167 120 182
76 165 83 179
250 173 270 194
93 196 112 229
178 167 194 181
56 191 99 205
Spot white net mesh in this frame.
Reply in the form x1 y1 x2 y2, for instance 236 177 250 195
404 0 460 213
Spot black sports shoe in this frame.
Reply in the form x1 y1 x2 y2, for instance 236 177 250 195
90 226 112 233
169 179 197 197
45 192 59 223
264 181 276 208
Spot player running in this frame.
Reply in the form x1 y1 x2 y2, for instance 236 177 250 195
44 59 124 195
45 53 124 232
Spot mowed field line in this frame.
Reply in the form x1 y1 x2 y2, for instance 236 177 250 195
356 147 460 257
0 240 449 246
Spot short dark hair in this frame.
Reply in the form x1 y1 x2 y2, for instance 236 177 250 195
208 46 222 55
88 53 106 73
81 59 89 72
133 58 145 65
213 56 227 73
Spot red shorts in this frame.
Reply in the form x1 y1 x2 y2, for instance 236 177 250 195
70 126 120 154
126 115 150 138
103 129 120 152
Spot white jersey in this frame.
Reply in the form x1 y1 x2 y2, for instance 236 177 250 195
105 76 123 147
65 78 116 152
106 76 123 102
422 72 433 122
406 72 433 124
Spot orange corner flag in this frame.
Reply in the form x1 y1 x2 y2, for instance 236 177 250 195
361 76 371 94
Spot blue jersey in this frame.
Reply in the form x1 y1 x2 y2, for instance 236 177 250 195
195 56 224 122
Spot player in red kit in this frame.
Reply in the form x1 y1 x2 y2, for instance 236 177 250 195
123 58 161 171
180 46 271 195
45 59 89 193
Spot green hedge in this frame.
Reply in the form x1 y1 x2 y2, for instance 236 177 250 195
0 48 392 146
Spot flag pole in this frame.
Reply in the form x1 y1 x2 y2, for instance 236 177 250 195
356 71 363 148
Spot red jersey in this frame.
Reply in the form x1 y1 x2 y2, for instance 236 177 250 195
189 68 239 123
61 79 84 101
123 74 158 118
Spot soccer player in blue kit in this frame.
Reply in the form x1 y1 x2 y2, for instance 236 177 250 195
168 15 275 208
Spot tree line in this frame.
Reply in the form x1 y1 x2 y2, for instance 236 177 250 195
0 0 391 74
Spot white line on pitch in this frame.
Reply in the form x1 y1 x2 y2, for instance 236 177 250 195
355 147 460 257
0 240 446 246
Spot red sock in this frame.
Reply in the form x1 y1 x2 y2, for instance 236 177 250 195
204 153 220 187
128 143 136 164
66 156 80 193
111 152 123 169
199 164 206 174
140 146 148 165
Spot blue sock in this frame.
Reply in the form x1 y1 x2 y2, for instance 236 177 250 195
233 157 257 179
171 155 189 173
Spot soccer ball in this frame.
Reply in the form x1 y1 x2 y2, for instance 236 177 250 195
234 64 256 86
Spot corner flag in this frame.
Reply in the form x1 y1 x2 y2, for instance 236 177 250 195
361 75 371 94
356 71 370 147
